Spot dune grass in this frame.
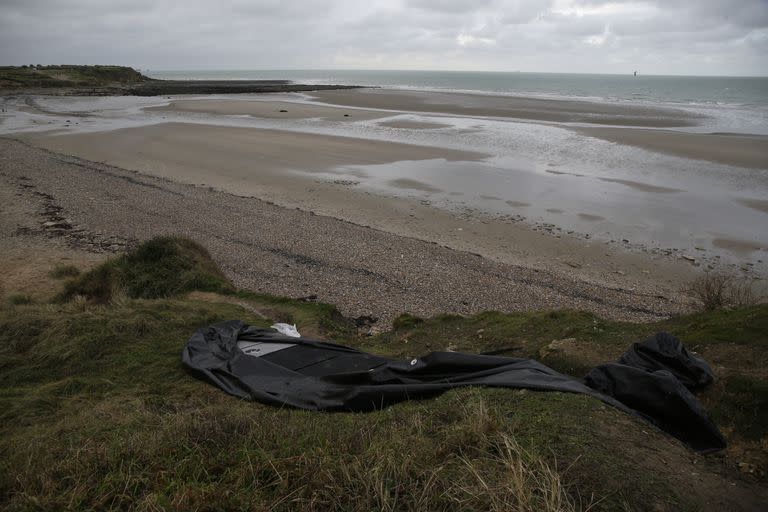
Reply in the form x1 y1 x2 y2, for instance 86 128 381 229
1 237 766 511
49 263 81 279
58 236 234 303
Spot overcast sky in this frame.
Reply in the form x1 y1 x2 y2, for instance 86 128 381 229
1 0 766 76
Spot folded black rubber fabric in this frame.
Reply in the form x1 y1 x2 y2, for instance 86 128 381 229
613 331 715 390
182 321 726 453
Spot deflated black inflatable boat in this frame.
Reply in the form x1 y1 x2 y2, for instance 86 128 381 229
182 321 725 453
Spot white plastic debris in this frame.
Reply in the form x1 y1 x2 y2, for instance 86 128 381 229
271 323 301 338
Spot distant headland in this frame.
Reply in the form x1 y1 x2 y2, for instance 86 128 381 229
0 64 363 96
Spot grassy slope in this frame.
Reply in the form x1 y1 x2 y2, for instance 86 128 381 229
1 238 766 511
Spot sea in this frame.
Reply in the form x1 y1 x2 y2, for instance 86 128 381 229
145 69 768 134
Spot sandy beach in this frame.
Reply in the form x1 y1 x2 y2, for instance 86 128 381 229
147 98 388 122
308 88 707 127
578 127 768 169
142 89 768 170
33 122 487 179
19 121 701 291
2 87 767 323
0 138 690 325
306 89 768 169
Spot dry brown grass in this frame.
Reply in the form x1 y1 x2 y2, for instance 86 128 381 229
687 271 764 311
455 433 594 512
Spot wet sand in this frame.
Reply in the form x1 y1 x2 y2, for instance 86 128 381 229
306 89 767 170
33 122 486 180
739 198 768 214
0 137 695 323
23 122 709 294
388 178 442 193
712 237 764 254
580 127 768 169
7 91 767 294
597 178 682 194
309 88 703 127
25 91 765 173
578 213 605 222
150 98 386 122
378 120 452 129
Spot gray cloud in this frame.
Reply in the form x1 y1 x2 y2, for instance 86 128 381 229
1 0 766 75
407 0 496 13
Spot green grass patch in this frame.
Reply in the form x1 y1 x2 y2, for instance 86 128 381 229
1 237 766 510
233 289 357 337
368 309 648 361
59 237 234 303
661 306 768 348
710 374 768 440
0 296 693 512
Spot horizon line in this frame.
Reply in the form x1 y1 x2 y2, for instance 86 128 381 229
141 67 768 79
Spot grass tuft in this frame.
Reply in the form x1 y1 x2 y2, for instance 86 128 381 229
687 271 764 311
710 374 768 440
457 433 580 512
58 237 234 303
392 313 425 330
48 263 81 279
6 294 34 306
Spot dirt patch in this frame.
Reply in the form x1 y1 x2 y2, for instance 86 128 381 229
0 173 110 301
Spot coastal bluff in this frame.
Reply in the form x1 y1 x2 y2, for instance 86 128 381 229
0 64 362 96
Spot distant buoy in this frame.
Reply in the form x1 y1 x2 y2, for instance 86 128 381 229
634 71 637 77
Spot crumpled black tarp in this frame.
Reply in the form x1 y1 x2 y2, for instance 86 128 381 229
182 321 726 453
615 331 715 389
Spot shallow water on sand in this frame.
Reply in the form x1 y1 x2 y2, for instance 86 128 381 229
2 92 767 273
147 70 768 135
298 156 767 264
